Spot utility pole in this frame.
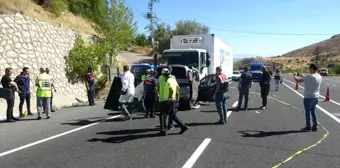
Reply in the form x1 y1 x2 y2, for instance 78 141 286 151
147 0 159 49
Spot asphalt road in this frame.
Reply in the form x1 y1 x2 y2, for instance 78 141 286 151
1 80 340 168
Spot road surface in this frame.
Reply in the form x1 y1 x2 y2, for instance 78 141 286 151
1 80 340 168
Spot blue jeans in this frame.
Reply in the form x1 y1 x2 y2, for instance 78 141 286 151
303 98 318 128
275 79 280 90
215 93 227 123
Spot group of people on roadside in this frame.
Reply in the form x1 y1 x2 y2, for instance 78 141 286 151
237 63 322 132
1 67 56 122
0 66 96 123
117 65 189 136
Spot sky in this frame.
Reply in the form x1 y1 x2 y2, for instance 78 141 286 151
124 0 340 58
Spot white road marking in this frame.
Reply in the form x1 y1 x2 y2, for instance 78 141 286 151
232 101 239 108
327 84 330 86
332 113 340 117
255 111 260 114
323 78 340 83
332 85 336 87
182 138 212 168
283 83 340 124
227 111 232 118
283 78 340 106
0 115 122 157
182 109 233 168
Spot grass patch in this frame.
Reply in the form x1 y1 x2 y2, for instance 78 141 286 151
0 0 97 35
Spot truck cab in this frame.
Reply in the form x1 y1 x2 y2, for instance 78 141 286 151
250 62 264 82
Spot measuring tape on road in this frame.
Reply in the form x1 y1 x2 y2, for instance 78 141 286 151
250 92 329 168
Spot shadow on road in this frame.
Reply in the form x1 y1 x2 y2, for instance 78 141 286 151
97 128 159 136
88 128 161 143
61 118 104 126
201 108 235 113
238 130 302 137
88 133 160 143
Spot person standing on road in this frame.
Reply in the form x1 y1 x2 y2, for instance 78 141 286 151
85 66 96 106
213 66 229 124
15 67 33 117
119 65 135 120
143 69 157 118
158 68 188 136
294 64 322 132
274 69 282 91
259 66 271 110
1 67 20 122
36 68 52 120
237 67 252 111
46 68 57 112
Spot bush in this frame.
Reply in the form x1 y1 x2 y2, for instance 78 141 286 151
65 36 111 83
134 33 150 46
51 0 68 17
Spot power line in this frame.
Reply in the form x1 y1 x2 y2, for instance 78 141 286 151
125 2 337 36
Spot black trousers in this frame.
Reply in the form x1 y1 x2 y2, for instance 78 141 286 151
159 100 185 132
144 91 156 116
6 98 15 120
87 88 95 105
238 88 249 108
261 84 270 107
19 93 31 114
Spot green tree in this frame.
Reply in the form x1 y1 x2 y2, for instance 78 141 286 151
134 33 150 46
154 23 172 52
172 20 210 35
65 37 111 83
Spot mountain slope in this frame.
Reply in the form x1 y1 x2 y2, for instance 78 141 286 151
282 34 340 57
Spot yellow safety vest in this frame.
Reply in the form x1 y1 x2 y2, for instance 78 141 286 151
164 77 178 100
37 73 52 98
141 74 146 81
159 75 176 101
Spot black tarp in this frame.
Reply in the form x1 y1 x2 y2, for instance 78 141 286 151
104 77 122 110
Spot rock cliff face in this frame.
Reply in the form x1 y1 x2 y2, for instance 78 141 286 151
0 13 88 119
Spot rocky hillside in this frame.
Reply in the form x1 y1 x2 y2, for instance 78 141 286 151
282 34 340 57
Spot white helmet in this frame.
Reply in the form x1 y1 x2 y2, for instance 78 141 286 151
161 68 170 75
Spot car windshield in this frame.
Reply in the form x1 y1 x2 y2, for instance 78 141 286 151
250 66 262 71
163 52 199 68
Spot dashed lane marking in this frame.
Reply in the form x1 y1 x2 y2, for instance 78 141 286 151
182 138 212 168
0 115 122 157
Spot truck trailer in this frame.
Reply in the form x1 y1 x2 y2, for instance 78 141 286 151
162 34 233 79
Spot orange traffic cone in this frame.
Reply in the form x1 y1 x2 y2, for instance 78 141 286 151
295 82 299 90
324 87 330 102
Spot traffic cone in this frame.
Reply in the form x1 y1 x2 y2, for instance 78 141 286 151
324 87 330 102
295 82 299 90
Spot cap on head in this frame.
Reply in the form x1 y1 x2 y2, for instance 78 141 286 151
161 68 170 75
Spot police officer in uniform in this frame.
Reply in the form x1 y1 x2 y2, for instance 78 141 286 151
237 67 252 111
36 68 52 120
143 69 157 118
158 68 189 136
86 66 95 106
213 66 228 124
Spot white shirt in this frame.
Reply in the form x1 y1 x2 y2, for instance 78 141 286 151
119 71 135 103
302 73 322 98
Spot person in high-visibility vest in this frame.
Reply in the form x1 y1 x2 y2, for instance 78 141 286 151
158 68 188 136
35 68 52 120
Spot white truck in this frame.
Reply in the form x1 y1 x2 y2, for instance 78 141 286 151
162 34 233 79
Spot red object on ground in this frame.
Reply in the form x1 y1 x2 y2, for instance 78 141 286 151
324 87 330 102
295 82 299 90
